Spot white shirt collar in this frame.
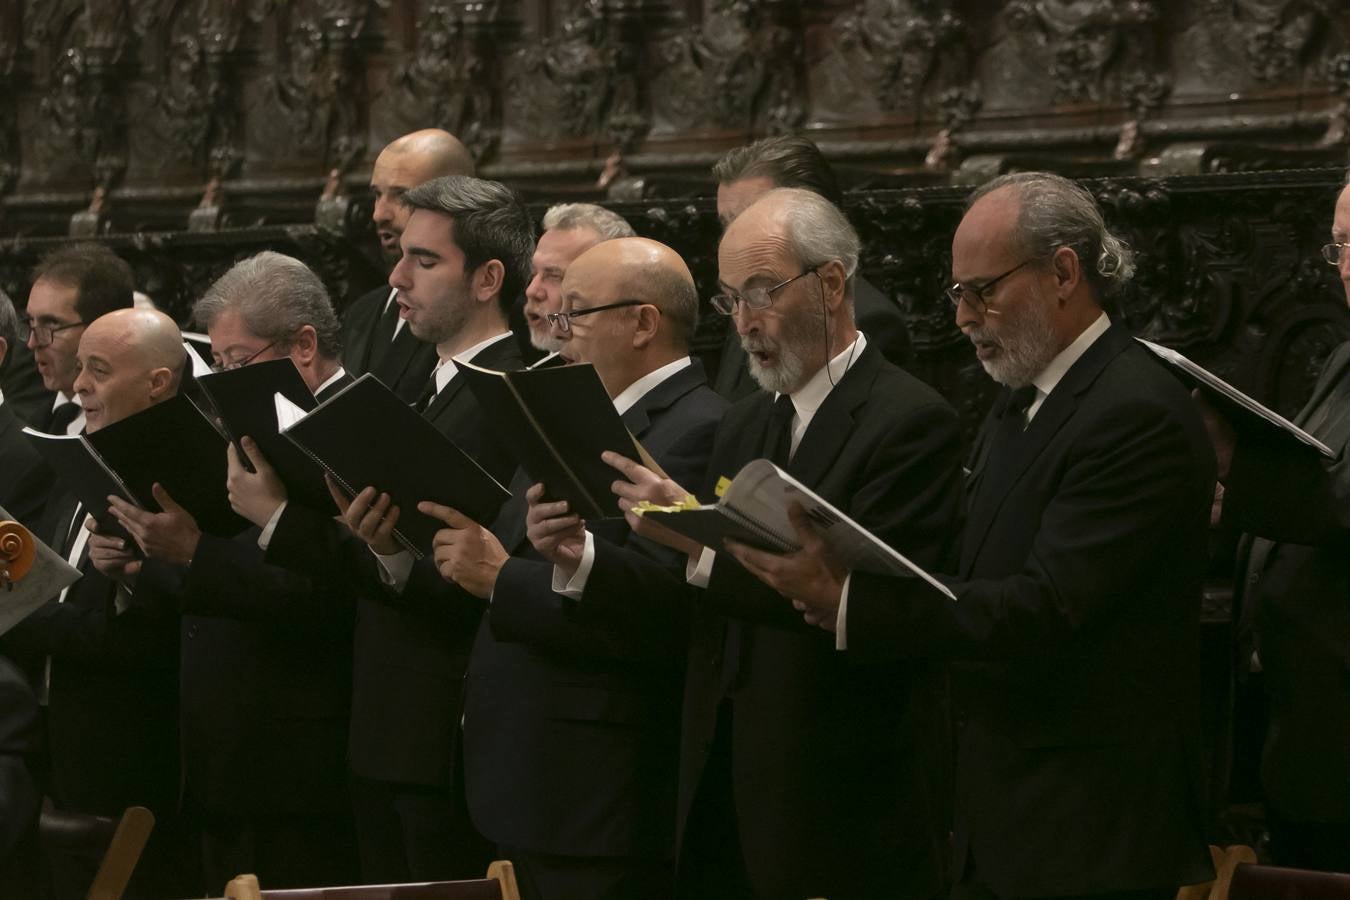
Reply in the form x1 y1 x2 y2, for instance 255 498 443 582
52 390 83 412
382 288 406 338
612 357 693 415
774 332 868 455
1026 312 1110 421
433 331 515 394
314 366 348 396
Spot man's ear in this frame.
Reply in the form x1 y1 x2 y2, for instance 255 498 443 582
148 366 174 400
817 260 848 312
1050 246 1082 301
0 336 8 370
291 325 319 366
473 260 506 306
631 303 661 349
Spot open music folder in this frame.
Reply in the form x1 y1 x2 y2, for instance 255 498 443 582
0 507 81 637
636 458 955 599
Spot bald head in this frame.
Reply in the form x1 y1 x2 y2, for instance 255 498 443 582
74 308 184 432
556 238 698 396
371 129 476 261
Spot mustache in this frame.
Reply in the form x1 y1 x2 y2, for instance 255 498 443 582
741 335 778 353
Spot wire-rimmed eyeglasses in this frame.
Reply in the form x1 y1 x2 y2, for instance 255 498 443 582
546 300 646 334
214 341 279 372
18 317 86 348
1322 242 1350 266
710 268 820 316
945 259 1035 314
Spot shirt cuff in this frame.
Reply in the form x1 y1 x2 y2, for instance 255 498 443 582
686 546 715 588
552 531 595 599
256 500 288 550
835 572 852 651
374 548 415 592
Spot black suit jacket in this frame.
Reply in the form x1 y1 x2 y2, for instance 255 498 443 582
0 401 54 529
0 653 41 896
0 493 179 819
713 275 912 401
587 342 963 899
455 360 724 861
134 374 355 816
1228 340 1350 824
265 336 523 788
342 285 439 405
848 324 1216 896
0 343 55 433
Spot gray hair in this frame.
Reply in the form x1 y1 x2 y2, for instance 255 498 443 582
970 172 1135 297
193 251 342 358
402 176 536 316
0 288 16 372
767 187 860 291
641 266 699 348
541 203 635 240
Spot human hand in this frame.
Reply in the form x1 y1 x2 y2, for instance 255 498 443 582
330 479 401 556
524 483 586 576
107 484 201 567
601 450 703 556
226 437 288 527
724 504 845 632
85 519 142 581
419 502 509 599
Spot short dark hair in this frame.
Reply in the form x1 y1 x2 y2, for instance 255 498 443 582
712 136 843 207
401 176 536 316
30 242 135 323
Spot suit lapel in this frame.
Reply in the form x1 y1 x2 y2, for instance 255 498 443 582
621 361 707 442
786 343 883 489
960 323 1134 576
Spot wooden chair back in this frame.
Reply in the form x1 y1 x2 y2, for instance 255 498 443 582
39 804 155 900
221 860 521 900
1229 861 1350 899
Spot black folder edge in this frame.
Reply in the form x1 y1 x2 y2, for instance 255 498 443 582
21 427 143 551
1137 338 1335 459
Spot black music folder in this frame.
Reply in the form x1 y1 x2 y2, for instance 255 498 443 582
1138 338 1334 459
457 360 656 521
25 395 247 538
196 358 330 510
280 374 511 559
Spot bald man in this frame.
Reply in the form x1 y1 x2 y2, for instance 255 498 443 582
338 238 726 899
2 308 189 898
344 128 476 402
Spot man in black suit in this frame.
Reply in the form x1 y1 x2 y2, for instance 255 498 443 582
520 203 636 355
343 237 724 900
748 173 1216 899
0 653 41 897
597 188 963 899
1199 178 1350 871
227 175 535 884
711 135 912 401
0 291 55 529
19 243 136 436
2 308 189 898
87 252 358 892
343 129 475 402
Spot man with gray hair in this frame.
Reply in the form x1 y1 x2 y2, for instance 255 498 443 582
599 187 964 898
344 129 476 403
521 202 635 354
747 172 1217 898
0 289 54 527
86 251 358 892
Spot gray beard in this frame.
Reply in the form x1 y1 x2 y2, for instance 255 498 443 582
531 331 563 353
742 297 826 395
969 297 1060 388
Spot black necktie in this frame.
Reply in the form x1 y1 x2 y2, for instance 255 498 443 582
414 376 438 415
762 394 796 465
366 294 401 374
49 402 80 435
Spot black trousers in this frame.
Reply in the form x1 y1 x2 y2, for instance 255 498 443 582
500 843 672 900
349 775 492 884
676 701 753 900
193 805 358 892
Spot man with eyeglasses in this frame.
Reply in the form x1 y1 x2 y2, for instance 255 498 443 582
225 175 532 885
0 289 55 528
84 252 358 893
3 308 191 898
341 237 724 899
1197 177 1350 872
19 243 136 437
711 173 1216 899
595 187 963 899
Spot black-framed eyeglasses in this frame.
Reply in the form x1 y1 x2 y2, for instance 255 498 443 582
546 299 646 334
711 268 819 316
1322 242 1350 266
18 317 86 348
945 259 1035 313
214 341 279 372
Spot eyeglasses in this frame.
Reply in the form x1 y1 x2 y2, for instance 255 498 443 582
945 259 1035 314
711 269 820 316
546 300 646 334
1322 242 1350 266
214 341 279 372
18 317 85 348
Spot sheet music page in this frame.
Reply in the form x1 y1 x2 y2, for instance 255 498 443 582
0 506 81 637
